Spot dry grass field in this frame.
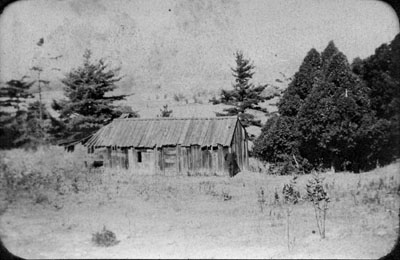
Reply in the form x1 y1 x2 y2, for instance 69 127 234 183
0 147 398 259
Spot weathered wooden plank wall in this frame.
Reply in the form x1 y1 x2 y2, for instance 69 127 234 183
97 120 247 175
101 144 236 176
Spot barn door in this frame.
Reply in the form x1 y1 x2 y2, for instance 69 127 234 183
163 147 177 176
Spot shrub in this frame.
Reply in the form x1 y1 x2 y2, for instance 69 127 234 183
253 116 300 164
0 146 89 202
34 192 49 204
92 226 120 247
267 155 312 175
173 93 185 102
306 171 330 239
222 190 232 201
282 176 300 251
248 157 268 173
257 187 266 212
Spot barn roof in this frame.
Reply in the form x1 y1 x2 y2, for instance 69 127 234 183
85 116 245 148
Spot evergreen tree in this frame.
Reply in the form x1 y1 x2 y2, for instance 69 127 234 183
351 33 400 165
0 77 34 148
53 49 133 141
253 115 301 162
212 51 273 128
321 40 339 73
278 48 322 117
14 101 61 149
254 38 399 172
0 77 34 111
297 52 373 171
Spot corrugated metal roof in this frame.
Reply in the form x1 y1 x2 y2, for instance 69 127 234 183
85 116 243 148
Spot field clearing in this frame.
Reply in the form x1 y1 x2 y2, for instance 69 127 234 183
0 148 398 259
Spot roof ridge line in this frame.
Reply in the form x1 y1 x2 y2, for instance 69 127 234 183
114 116 238 121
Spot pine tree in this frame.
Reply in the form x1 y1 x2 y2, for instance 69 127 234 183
0 77 34 111
53 49 133 141
14 101 60 149
212 51 273 128
0 77 35 148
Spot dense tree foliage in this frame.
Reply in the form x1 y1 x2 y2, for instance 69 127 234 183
0 78 59 149
211 51 275 128
0 77 34 111
297 52 373 171
52 49 137 142
14 101 62 148
278 48 322 117
254 35 400 173
321 40 340 72
253 115 300 162
0 78 34 148
351 33 400 165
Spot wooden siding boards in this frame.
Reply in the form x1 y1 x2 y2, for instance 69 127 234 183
86 117 248 176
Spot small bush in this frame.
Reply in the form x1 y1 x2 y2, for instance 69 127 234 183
248 157 268 173
282 176 300 251
0 146 90 202
306 171 330 239
92 226 120 247
158 104 173 118
267 155 312 175
34 192 49 204
209 96 220 105
274 188 280 205
257 187 267 212
173 93 185 102
222 190 232 201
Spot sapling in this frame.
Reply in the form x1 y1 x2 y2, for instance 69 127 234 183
282 176 300 251
306 171 330 239
257 187 266 212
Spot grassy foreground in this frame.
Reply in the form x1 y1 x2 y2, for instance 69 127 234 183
0 147 399 258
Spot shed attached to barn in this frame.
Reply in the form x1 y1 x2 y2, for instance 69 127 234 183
85 116 249 176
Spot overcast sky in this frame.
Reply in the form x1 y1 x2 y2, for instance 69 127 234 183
0 0 398 94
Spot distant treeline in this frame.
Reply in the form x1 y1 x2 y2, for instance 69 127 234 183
253 34 400 173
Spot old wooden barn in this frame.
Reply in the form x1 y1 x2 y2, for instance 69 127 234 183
85 116 249 176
